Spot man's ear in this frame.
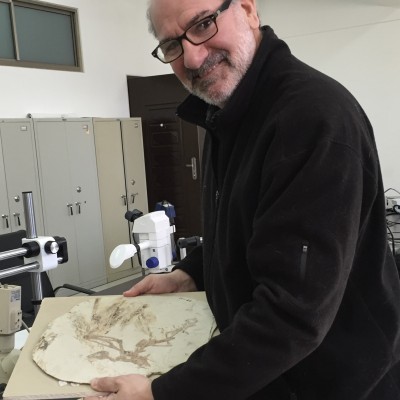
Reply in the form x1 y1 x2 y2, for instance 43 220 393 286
239 0 260 29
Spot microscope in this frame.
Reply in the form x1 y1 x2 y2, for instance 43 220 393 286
110 210 175 273
0 192 68 385
110 200 179 274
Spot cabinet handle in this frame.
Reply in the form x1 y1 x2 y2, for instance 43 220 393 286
75 202 81 214
2 214 9 228
131 193 139 203
67 203 74 216
121 194 127 206
13 212 21 226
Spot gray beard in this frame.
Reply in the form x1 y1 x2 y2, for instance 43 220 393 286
182 51 232 107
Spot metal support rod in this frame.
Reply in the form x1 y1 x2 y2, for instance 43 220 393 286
0 247 27 262
0 262 40 280
22 191 43 315
31 272 43 315
22 191 37 239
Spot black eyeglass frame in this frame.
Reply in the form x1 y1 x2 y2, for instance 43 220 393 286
151 0 233 64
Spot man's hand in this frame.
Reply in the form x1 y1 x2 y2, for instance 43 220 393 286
124 269 197 297
86 375 153 400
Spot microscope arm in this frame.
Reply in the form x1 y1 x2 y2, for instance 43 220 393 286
109 242 150 269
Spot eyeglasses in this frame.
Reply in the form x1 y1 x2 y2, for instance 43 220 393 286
151 0 233 64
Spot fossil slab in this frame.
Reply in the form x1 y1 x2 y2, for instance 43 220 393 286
32 295 216 384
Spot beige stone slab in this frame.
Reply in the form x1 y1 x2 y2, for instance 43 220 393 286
4 292 210 400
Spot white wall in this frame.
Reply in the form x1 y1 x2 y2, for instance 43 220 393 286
0 0 168 118
0 0 399 188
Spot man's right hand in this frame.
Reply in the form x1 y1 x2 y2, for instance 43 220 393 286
123 269 197 297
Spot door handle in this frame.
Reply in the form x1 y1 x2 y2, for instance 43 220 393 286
121 194 127 206
185 157 198 180
75 202 81 214
67 203 74 216
131 193 139 203
2 214 9 228
13 212 21 226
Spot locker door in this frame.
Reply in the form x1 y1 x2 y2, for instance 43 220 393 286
0 129 11 234
121 118 149 274
34 120 81 288
121 118 148 214
1 120 44 234
65 120 106 285
94 119 133 282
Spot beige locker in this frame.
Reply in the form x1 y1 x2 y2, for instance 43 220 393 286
94 118 148 282
0 119 44 235
34 118 106 290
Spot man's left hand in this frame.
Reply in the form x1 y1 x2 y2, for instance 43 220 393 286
85 374 154 400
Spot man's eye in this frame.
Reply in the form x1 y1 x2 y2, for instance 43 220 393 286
191 18 213 35
162 41 180 54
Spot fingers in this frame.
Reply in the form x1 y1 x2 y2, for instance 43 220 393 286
90 377 119 393
122 270 195 297
123 277 154 297
86 374 154 400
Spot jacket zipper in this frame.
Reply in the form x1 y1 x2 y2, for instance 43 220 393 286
300 243 309 281
206 189 220 296
215 189 220 208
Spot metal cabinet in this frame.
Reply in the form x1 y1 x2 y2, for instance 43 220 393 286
94 118 148 282
34 118 106 290
121 119 148 217
0 119 44 235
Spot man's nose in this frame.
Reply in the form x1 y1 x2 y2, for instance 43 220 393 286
181 40 208 70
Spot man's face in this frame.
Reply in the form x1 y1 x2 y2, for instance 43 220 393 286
150 0 261 107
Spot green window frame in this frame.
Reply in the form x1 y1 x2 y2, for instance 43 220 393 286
0 0 82 71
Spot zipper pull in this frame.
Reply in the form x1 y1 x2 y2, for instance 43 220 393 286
300 244 309 281
215 190 220 207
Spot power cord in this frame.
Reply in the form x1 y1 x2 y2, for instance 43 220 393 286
386 212 400 257
21 319 30 333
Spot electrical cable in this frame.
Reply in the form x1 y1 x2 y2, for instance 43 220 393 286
384 188 400 195
387 224 396 256
21 319 30 333
386 198 400 256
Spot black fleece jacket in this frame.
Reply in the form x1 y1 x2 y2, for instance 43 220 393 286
152 26 400 400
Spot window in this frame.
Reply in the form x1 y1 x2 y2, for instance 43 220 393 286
0 0 82 71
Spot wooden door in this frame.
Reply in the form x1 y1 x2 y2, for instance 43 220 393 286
127 74 203 239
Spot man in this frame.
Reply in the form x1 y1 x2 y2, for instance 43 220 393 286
89 0 400 398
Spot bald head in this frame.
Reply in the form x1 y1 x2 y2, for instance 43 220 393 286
147 0 247 39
